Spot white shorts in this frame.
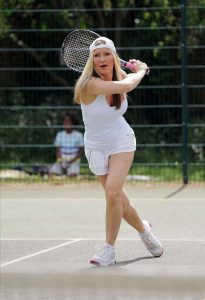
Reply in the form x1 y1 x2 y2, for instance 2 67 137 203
85 133 136 176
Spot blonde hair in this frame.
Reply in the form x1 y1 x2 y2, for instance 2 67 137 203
74 55 94 104
74 50 124 109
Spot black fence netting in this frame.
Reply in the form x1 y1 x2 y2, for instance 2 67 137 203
0 2 204 183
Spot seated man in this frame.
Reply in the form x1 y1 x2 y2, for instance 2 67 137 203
49 112 84 177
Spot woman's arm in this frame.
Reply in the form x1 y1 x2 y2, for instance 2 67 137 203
87 61 148 97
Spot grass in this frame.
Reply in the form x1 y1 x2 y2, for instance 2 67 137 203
0 163 204 184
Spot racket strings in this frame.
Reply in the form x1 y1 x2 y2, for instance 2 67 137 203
62 30 99 72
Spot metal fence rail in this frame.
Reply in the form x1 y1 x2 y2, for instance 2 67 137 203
0 3 204 183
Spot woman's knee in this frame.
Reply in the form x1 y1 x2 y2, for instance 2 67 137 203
105 186 122 207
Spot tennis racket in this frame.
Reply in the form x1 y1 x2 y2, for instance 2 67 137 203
61 29 150 74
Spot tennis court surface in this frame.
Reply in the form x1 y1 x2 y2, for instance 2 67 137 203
1 182 205 299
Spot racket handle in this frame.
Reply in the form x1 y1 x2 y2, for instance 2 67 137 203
120 59 150 75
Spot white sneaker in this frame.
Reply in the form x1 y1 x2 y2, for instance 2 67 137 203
139 220 164 257
90 244 116 266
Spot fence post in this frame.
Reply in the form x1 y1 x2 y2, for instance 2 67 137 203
181 0 188 184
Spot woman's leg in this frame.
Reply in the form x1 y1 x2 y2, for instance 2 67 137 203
121 189 145 232
93 152 163 265
98 152 136 245
99 175 145 238
98 169 164 258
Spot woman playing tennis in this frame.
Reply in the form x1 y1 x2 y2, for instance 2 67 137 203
74 36 163 266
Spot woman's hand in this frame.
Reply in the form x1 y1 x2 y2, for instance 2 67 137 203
128 59 149 74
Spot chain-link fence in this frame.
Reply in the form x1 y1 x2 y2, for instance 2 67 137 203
0 3 204 183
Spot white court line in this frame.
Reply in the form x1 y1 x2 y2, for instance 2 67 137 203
1 238 204 268
0 239 81 268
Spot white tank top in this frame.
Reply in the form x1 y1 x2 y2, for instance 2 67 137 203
81 95 134 150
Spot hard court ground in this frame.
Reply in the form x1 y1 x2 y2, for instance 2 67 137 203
1 182 205 299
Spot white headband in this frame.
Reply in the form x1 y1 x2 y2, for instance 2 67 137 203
89 37 116 53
